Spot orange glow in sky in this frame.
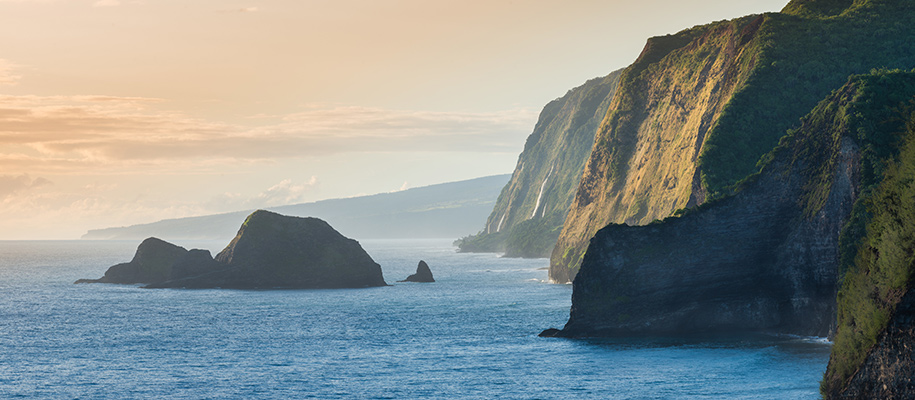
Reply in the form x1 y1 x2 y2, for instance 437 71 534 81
0 0 789 239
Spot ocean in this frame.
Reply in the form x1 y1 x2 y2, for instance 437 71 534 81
0 239 830 399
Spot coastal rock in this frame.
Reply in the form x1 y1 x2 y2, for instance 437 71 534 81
149 210 387 289
78 210 387 289
833 287 915 399
74 237 215 284
399 260 434 283
538 328 562 337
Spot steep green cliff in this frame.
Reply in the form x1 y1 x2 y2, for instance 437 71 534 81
545 71 915 339
456 70 622 258
551 0 915 282
822 99 915 398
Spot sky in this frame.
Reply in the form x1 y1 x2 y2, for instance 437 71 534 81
0 0 791 239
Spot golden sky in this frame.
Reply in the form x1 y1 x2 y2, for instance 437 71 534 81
0 0 789 239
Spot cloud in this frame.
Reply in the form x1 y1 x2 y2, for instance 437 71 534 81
207 177 320 211
0 59 22 86
0 95 536 175
0 184 207 239
0 174 51 198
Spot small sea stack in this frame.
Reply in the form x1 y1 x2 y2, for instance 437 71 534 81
399 260 435 283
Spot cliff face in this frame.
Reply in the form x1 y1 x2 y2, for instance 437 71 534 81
456 70 622 258
822 100 915 397
832 287 915 399
554 72 915 338
551 0 915 282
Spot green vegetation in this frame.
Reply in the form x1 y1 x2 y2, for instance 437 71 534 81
458 69 623 258
502 213 565 258
453 231 507 254
822 106 915 396
770 70 915 218
554 0 915 281
455 212 564 258
781 0 856 18
700 0 915 199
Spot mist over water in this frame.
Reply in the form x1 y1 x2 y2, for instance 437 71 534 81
0 239 829 399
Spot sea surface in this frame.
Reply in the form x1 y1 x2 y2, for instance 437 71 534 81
0 239 831 399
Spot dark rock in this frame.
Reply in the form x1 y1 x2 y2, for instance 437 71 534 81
538 328 563 337
74 237 213 284
78 210 387 290
399 260 434 283
834 287 915 399
149 210 387 289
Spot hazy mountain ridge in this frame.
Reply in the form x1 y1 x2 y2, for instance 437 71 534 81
82 174 510 241
455 70 622 258
551 0 915 282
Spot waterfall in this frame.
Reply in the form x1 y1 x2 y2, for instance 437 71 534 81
531 163 554 219
496 213 507 233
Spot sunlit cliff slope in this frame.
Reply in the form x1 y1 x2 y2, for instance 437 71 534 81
456 70 622 258
551 0 915 282
550 72 915 341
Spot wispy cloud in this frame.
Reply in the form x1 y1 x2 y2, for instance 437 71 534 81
0 95 536 174
0 174 50 198
0 95 535 238
209 177 320 210
0 183 206 239
0 59 22 86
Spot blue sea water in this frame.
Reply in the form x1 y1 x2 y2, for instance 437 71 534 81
0 239 831 399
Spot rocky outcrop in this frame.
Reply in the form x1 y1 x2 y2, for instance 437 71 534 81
549 72 915 338
78 210 387 289
833 287 915 399
74 237 219 284
456 70 622 258
150 210 386 289
399 260 434 283
551 0 915 282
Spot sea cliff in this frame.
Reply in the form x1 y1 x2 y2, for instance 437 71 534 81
554 72 915 338
551 0 915 282
456 70 621 258
822 102 915 397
